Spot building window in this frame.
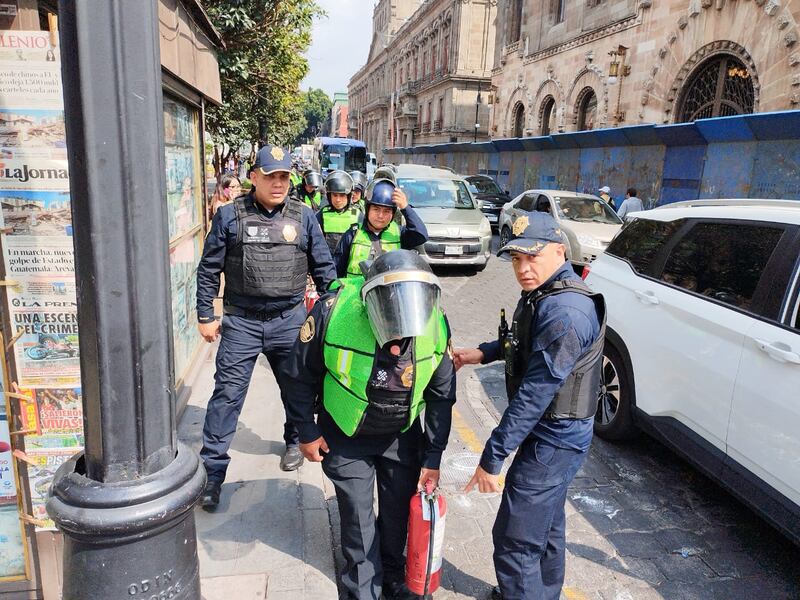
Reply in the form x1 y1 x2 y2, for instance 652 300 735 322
540 95 556 135
677 55 755 122
512 102 525 138
553 0 566 23
422 52 428 78
443 36 449 72
576 88 597 131
509 0 523 43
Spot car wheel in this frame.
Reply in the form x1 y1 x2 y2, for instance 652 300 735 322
499 226 511 248
594 341 636 440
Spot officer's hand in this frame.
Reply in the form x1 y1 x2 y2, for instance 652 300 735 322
417 468 440 492
453 348 484 371
198 321 221 343
392 188 409 210
300 436 329 462
464 466 502 494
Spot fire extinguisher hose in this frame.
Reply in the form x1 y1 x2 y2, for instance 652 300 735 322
424 494 436 596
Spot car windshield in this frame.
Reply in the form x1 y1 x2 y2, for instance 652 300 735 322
555 196 622 224
398 178 475 209
469 178 502 195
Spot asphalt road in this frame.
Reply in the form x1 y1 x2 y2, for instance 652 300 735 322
425 234 800 600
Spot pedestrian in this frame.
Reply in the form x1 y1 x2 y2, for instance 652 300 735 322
285 249 457 600
332 174 428 278
454 212 606 600
617 187 643 219
300 169 324 210
597 185 615 210
195 144 337 510
317 170 362 254
349 170 368 212
210 173 243 220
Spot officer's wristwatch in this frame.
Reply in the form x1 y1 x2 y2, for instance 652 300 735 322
198 316 219 324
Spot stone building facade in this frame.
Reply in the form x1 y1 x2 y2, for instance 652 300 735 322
491 0 800 138
348 0 498 159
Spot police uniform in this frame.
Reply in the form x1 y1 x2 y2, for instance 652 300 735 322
196 145 337 499
475 213 605 600
284 251 456 600
332 185 428 279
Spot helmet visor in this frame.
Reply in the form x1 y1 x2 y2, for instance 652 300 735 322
361 270 441 347
305 172 324 188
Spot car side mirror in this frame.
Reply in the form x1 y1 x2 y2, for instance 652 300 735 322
477 199 484 209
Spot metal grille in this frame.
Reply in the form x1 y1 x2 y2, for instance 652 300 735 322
678 55 754 122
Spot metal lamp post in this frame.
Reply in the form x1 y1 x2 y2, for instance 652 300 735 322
47 2 205 598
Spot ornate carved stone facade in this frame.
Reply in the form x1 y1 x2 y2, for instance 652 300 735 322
348 0 498 159
491 0 800 138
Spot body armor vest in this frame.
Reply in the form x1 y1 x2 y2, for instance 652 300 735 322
345 223 401 277
322 278 448 437
224 197 309 299
503 278 606 420
302 190 322 210
320 205 361 253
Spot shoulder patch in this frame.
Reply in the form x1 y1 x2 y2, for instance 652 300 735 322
300 315 315 343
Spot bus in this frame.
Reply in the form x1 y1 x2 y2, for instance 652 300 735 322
312 137 367 177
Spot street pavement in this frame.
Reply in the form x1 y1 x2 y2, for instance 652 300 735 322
179 234 800 600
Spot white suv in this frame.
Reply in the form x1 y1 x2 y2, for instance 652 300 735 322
585 199 800 545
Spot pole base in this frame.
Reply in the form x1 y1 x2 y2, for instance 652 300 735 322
47 442 206 600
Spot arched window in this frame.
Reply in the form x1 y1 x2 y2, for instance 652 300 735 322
512 102 525 138
508 0 523 43
576 88 597 131
677 54 754 122
540 95 556 136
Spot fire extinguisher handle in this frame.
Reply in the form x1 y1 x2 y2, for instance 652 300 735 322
424 480 435 496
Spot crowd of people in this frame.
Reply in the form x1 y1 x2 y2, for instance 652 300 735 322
196 145 606 600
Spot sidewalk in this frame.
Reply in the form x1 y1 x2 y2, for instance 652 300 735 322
177 345 338 600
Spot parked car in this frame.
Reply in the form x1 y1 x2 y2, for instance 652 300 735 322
498 190 622 270
395 164 492 271
466 175 511 230
584 199 800 545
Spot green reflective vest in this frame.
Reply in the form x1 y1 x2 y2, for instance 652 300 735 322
320 205 360 234
290 171 302 187
303 190 322 210
345 222 401 277
322 278 448 437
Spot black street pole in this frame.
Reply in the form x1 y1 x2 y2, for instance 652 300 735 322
47 2 205 599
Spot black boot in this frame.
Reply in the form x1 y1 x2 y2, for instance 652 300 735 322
382 580 419 600
200 479 221 511
280 446 304 471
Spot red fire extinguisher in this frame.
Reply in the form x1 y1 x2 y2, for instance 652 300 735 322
406 481 447 596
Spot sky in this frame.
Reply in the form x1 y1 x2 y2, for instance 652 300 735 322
301 0 373 96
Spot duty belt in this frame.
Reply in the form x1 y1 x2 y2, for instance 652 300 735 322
223 303 300 321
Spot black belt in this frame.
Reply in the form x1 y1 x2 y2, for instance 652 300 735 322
223 303 300 321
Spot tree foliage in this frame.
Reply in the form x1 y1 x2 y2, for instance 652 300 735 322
203 0 323 175
293 88 333 146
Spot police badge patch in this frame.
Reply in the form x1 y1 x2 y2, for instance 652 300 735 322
271 146 285 161
401 365 414 388
283 224 298 242
300 316 315 343
513 215 529 237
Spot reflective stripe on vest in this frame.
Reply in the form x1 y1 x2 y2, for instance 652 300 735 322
345 223 401 277
322 278 448 437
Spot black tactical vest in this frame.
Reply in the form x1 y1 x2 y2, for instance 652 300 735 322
224 197 309 299
359 341 415 436
505 278 606 420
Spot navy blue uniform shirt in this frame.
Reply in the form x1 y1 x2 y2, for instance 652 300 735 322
196 192 337 321
477 262 600 475
283 292 457 469
331 206 428 278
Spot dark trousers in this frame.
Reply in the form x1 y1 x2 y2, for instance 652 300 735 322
322 440 421 600
200 304 306 483
492 439 588 600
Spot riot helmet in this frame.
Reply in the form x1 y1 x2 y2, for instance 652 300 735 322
372 164 397 185
303 170 324 189
360 250 442 347
349 171 368 192
365 178 397 208
325 170 354 195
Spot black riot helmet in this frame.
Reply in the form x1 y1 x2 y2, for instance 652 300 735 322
371 164 397 185
325 170 354 196
349 171 368 192
303 170 324 189
360 250 442 347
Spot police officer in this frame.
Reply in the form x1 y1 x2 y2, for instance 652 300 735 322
196 144 337 510
317 170 362 254
300 169 324 210
455 212 605 600
332 176 428 278
349 170 368 212
285 250 456 600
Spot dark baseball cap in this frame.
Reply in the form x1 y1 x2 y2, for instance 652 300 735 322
252 144 292 175
498 211 565 257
